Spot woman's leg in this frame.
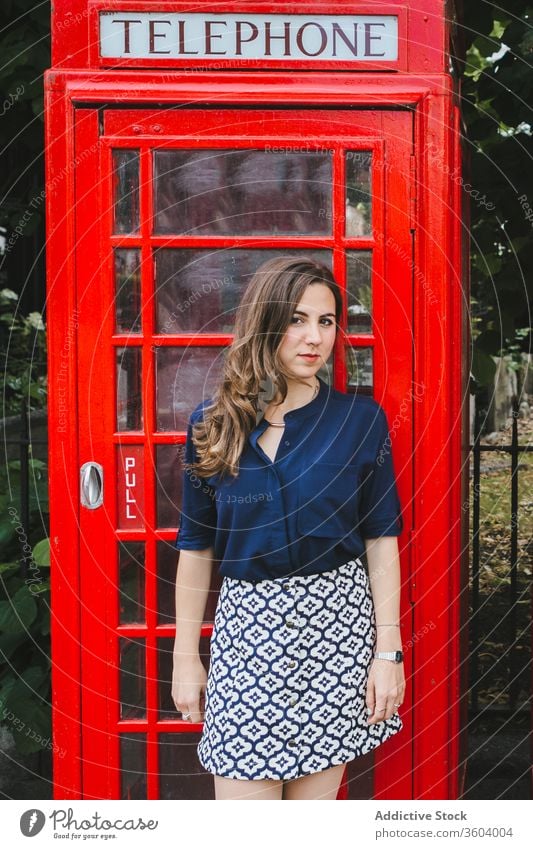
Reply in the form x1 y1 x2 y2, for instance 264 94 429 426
282 763 346 800
214 775 284 800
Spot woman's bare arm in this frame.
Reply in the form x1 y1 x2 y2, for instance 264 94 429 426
365 536 402 647
364 535 405 723
172 547 214 722
173 546 214 661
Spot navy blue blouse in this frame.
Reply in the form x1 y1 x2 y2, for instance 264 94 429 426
175 376 403 581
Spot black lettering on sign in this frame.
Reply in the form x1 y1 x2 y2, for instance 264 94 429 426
112 19 142 54
364 22 386 57
178 20 199 55
149 19 171 54
205 20 227 55
264 21 290 56
332 22 359 57
296 22 328 57
235 21 259 56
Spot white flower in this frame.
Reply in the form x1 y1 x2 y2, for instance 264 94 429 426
1 288 19 302
27 312 45 330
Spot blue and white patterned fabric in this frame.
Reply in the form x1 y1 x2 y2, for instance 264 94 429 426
197 557 403 781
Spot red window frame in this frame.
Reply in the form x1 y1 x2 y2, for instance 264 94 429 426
73 105 413 799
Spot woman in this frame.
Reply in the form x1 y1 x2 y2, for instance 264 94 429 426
172 257 405 800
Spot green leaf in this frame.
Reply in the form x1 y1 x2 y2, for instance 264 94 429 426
32 538 50 567
491 20 510 39
7 701 51 756
0 630 27 660
0 585 38 633
472 348 498 387
39 613 50 636
8 666 49 697
0 678 16 717
472 252 502 276
472 35 502 58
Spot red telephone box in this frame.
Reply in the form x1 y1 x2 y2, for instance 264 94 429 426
45 0 469 800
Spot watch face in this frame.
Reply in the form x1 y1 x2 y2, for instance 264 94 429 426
395 651 404 663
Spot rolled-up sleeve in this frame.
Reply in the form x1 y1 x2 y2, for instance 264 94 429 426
175 413 217 551
358 407 404 539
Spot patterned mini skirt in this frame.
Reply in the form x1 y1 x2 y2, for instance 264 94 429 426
197 556 403 781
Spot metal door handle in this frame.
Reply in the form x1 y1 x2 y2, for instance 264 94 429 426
80 462 104 509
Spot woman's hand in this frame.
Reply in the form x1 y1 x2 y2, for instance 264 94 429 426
365 658 405 725
172 655 207 723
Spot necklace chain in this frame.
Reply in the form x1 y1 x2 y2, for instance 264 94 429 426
264 378 319 428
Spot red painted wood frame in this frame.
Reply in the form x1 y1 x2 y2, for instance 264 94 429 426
45 71 467 800
50 0 455 75
86 1 409 73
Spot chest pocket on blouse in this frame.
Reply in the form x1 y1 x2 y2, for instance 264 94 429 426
296 461 359 538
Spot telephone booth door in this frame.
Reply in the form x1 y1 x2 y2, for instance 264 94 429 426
69 105 414 799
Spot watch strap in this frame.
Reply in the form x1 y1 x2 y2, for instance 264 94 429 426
374 650 403 663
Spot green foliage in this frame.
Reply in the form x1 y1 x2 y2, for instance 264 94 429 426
0 250 49 755
498 327 531 371
0 289 47 416
462 4 533 387
0 0 51 282
0 540 51 755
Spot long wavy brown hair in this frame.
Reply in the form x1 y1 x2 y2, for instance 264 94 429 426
185 256 343 480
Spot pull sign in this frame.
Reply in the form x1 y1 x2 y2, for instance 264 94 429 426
117 445 145 529
80 462 104 510
98 11 399 64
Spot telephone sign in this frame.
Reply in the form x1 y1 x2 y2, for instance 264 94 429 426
99 12 399 62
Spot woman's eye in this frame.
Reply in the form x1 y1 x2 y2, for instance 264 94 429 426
290 317 334 325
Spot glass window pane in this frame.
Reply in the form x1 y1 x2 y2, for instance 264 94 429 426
159 732 213 799
346 345 373 392
116 347 143 431
346 251 372 334
153 149 332 236
346 753 375 799
345 151 372 237
119 637 146 720
158 636 211 721
156 248 332 334
119 541 145 625
120 734 147 800
115 249 142 334
157 540 222 624
157 540 178 625
156 444 183 529
156 346 225 432
113 149 140 235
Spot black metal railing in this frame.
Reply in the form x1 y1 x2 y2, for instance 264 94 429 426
470 393 533 716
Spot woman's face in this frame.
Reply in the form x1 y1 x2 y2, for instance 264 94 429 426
277 283 337 379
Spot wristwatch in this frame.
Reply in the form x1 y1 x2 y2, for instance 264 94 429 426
374 650 404 663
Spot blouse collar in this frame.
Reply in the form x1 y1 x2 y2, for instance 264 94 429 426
254 375 329 431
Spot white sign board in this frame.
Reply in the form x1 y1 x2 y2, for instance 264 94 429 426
99 12 399 62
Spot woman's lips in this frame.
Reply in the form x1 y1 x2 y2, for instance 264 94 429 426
299 354 320 360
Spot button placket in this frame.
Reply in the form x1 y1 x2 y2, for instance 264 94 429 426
281 580 303 758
